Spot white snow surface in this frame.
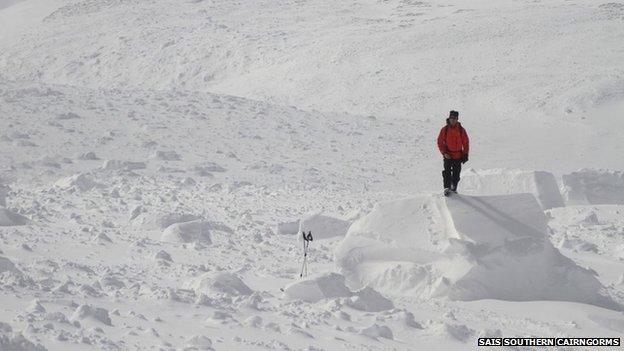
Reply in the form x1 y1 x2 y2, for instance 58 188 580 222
460 168 565 209
1 0 624 350
298 213 351 240
336 193 619 309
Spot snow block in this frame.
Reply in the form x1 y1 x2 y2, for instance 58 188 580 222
0 208 29 226
161 220 214 245
133 212 201 230
187 272 252 296
71 304 112 326
346 286 394 312
283 273 352 302
299 213 351 240
562 169 624 205
335 194 619 309
54 173 97 191
460 169 564 210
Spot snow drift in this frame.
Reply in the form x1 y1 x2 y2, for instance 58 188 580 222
335 193 619 310
460 169 564 210
298 213 351 240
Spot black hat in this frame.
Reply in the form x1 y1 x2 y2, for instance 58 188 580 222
449 110 459 118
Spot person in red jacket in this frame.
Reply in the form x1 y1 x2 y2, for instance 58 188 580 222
437 110 469 196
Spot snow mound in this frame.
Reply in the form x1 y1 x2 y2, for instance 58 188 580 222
359 324 393 340
101 159 146 171
133 212 201 230
299 213 351 240
71 304 112 326
54 173 97 191
562 169 624 205
0 208 29 226
460 168 564 209
187 272 252 297
283 273 352 303
335 194 619 309
185 335 213 350
161 220 224 245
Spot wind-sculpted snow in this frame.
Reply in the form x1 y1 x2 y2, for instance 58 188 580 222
336 193 620 310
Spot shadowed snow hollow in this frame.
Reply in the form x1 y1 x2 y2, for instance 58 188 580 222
335 193 619 310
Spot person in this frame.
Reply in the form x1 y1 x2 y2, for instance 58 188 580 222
437 110 469 196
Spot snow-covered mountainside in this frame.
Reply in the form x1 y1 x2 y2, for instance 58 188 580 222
1 0 623 350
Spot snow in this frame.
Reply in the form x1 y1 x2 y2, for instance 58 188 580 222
0 331 47 351
53 173 98 191
460 168 565 209
71 304 112 326
187 272 253 297
336 193 619 309
0 183 8 207
1 0 623 349
161 220 232 245
359 324 394 340
0 256 19 274
283 273 352 303
0 208 29 226
298 213 351 240
562 169 624 205
345 286 394 312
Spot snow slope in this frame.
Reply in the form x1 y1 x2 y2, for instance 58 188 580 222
1 0 624 350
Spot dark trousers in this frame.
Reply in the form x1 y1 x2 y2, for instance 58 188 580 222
442 158 462 190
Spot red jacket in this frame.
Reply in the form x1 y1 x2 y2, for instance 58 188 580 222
437 122 469 160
